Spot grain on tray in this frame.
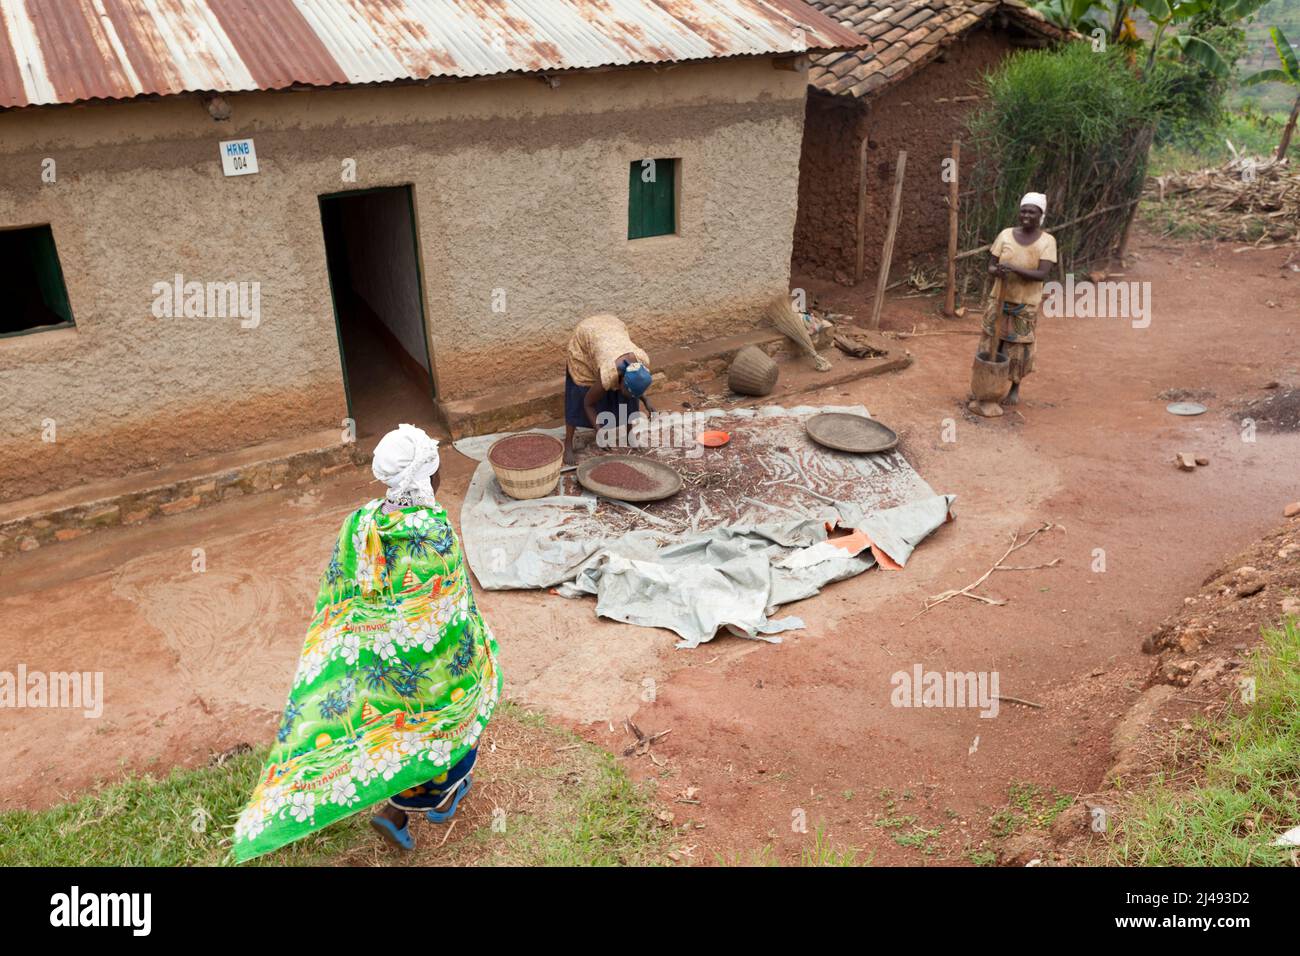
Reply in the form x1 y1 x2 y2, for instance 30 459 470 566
490 434 562 469
587 461 656 492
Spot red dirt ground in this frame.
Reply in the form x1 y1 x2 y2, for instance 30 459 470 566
610 232 1300 864
2 230 1297 865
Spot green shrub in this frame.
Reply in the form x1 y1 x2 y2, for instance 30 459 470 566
961 43 1161 276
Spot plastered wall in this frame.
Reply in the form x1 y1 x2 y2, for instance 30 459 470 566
0 57 807 502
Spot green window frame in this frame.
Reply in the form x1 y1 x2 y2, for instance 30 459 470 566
1 224 75 338
628 158 677 240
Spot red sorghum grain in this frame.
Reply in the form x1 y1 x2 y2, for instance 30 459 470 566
490 434 562 469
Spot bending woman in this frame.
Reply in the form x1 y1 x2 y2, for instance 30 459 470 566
233 424 501 861
973 192 1056 416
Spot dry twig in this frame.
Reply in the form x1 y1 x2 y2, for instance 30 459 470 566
904 522 1059 624
623 718 671 758
995 695 1044 709
1147 156 1299 243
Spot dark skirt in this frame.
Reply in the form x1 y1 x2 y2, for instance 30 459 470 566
389 747 478 810
979 301 1038 384
564 368 637 429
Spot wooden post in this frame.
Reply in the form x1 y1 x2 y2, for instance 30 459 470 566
869 149 906 330
854 134 871 285
944 139 960 317
1114 197 1140 268
1276 92 1299 162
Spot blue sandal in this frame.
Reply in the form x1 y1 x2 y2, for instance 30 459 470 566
426 775 472 823
370 813 415 851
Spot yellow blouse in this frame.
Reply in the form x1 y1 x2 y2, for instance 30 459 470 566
991 228 1057 306
566 314 649 391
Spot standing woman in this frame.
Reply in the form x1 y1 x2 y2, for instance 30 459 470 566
973 192 1057 416
233 424 501 861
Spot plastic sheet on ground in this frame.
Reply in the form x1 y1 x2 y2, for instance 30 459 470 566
456 405 954 648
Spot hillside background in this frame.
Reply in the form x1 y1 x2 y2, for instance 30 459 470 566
1235 0 1300 114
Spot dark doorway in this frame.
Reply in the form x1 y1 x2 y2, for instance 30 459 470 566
319 186 436 441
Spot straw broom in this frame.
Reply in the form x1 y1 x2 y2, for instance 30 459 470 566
767 296 832 371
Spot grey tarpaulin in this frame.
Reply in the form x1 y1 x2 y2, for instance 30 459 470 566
455 405 953 648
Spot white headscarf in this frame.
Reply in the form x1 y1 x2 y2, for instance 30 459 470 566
372 424 440 509
1020 192 1047 220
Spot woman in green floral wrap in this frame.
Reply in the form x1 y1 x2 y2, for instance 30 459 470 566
233 425 501 862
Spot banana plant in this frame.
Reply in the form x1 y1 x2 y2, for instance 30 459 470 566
1030 0 1263 68
1243 26 1300 160
1033 0 1108 34
1136 0 1272 76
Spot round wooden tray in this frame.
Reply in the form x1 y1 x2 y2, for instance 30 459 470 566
805 412 899 454
576 455 683 503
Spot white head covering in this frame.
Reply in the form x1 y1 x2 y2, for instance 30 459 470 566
372 423 440 508
1020 192 1047 219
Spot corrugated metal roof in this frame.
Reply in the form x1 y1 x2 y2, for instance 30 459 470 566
0 0 866 110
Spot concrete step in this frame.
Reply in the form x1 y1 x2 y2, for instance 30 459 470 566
0 429 360 559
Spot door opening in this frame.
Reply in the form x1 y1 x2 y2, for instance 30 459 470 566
319 186 436 441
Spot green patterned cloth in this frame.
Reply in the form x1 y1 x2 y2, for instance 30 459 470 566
233 499 501 862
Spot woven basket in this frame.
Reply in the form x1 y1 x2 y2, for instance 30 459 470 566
487 434 563 500
728 345 779 396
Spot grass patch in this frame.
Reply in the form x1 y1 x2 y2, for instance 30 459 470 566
0 703 673 867
716 829 868 867
438 748 671 867
800 827 865 866
892 824 943 855
989 782 1072 840
1103 618 1300 867
872 791 944 857
715 843 781 867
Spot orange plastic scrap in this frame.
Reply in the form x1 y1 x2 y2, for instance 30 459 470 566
826 529 870 556
827 526 903 570
825 502 956 572
869 542 904 571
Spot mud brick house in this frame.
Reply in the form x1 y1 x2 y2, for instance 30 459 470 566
0 0 863 506
793 0 1066 284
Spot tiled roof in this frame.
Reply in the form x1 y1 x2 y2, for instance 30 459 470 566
807 0 1066 99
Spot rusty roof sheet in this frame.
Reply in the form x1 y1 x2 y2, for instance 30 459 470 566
0 0 867 110
806 0 1065 99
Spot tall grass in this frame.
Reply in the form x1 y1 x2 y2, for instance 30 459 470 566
959 44 1162 296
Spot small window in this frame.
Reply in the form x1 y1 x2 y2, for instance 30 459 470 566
1 225 74 337
628 158 677 240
